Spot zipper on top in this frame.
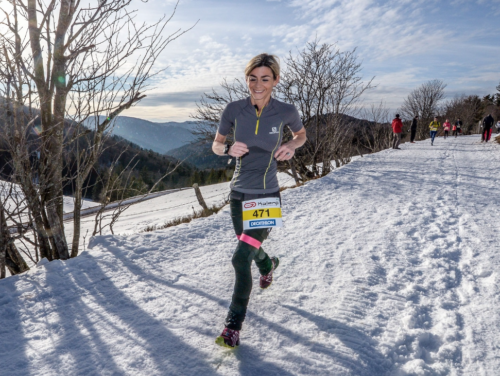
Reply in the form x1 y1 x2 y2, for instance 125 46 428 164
254 105 265 135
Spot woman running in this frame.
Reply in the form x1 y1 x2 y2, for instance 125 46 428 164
429 117 440 146
212 53 306 348
443 119 451 139
454 118 463 137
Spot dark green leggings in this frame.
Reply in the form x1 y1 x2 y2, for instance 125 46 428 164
225 190 280 330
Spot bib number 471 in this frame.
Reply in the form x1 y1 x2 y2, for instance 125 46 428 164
242 198 282 230
253 209 270 218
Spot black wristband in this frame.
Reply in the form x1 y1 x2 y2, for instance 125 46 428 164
223 144 231 155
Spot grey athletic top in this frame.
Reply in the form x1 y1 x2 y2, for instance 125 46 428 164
218 97 303 194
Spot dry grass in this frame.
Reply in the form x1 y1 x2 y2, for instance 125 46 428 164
142 202 228 233
279 184 298 192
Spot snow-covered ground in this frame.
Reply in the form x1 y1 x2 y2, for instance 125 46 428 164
0 134 499 375
63 196 100 213
0 182 99 213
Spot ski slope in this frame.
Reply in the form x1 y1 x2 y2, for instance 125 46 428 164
0 134 499 375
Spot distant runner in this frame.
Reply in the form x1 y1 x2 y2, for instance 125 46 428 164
429 117 440 146
453 118 462 138
481 113 494 143
391 114 403 149
443 119 451 139
212 53 306 348
410 115 418 143
496 120 500 134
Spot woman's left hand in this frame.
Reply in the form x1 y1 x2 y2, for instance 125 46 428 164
274 144 295 161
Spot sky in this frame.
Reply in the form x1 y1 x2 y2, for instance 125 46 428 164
124 0 500 122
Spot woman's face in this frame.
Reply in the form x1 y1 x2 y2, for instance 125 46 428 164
246 66 279 103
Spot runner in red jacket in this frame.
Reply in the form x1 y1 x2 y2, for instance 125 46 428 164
391 114 403 149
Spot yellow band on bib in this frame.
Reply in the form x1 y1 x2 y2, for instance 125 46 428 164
242 207 282 221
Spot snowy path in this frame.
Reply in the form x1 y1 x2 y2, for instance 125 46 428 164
0 135 499 375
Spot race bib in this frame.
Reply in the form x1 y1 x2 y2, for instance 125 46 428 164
242 197 282 230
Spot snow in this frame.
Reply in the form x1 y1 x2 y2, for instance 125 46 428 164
0 182 99 221
63 196 100 213
1 134 499 375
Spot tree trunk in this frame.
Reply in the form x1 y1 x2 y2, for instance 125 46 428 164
0 233 5 279
288 160 301 186
5 244 30 275
193 183 209 212
46 203 69 260
33 214 53 261
0 200 29 277
71 179 82 258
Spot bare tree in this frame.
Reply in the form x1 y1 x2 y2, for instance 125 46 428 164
91 147 182 238
0 0 193 264
359 101 392 153
400 79 446 140
190 78 248 142
277 41 373 179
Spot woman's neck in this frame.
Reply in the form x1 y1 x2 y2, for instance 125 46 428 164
250 96 271 112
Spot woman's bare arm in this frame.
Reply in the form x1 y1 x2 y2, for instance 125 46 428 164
274 127 307 161
212 132 249 157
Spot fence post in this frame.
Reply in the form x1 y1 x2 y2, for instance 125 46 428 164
288 160 301 186
192 183 208 212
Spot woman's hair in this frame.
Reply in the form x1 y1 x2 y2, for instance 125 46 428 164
245 53 280 79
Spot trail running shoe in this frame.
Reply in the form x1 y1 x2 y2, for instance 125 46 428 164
260 257 279 289
215 327 240 348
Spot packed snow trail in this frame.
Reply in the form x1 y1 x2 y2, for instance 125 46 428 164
0 135 499 375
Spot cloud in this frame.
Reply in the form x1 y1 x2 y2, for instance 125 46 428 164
125 103 196 123
141 90 209 107
271 24 313 46
453 0 500 14
280 0 454 60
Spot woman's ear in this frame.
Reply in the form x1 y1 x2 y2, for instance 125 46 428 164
274 75 280 87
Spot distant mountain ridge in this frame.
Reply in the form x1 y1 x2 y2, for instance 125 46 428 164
167 141 231 170
85 116 198 154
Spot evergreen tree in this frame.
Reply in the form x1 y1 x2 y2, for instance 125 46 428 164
495 82 500 107
207 169 216 184
199 171 206 185
191 170 200 185
140 165 152 186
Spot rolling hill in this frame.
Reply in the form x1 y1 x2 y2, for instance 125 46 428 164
85 116 198 154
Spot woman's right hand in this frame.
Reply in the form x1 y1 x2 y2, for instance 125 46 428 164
228 142 249 157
